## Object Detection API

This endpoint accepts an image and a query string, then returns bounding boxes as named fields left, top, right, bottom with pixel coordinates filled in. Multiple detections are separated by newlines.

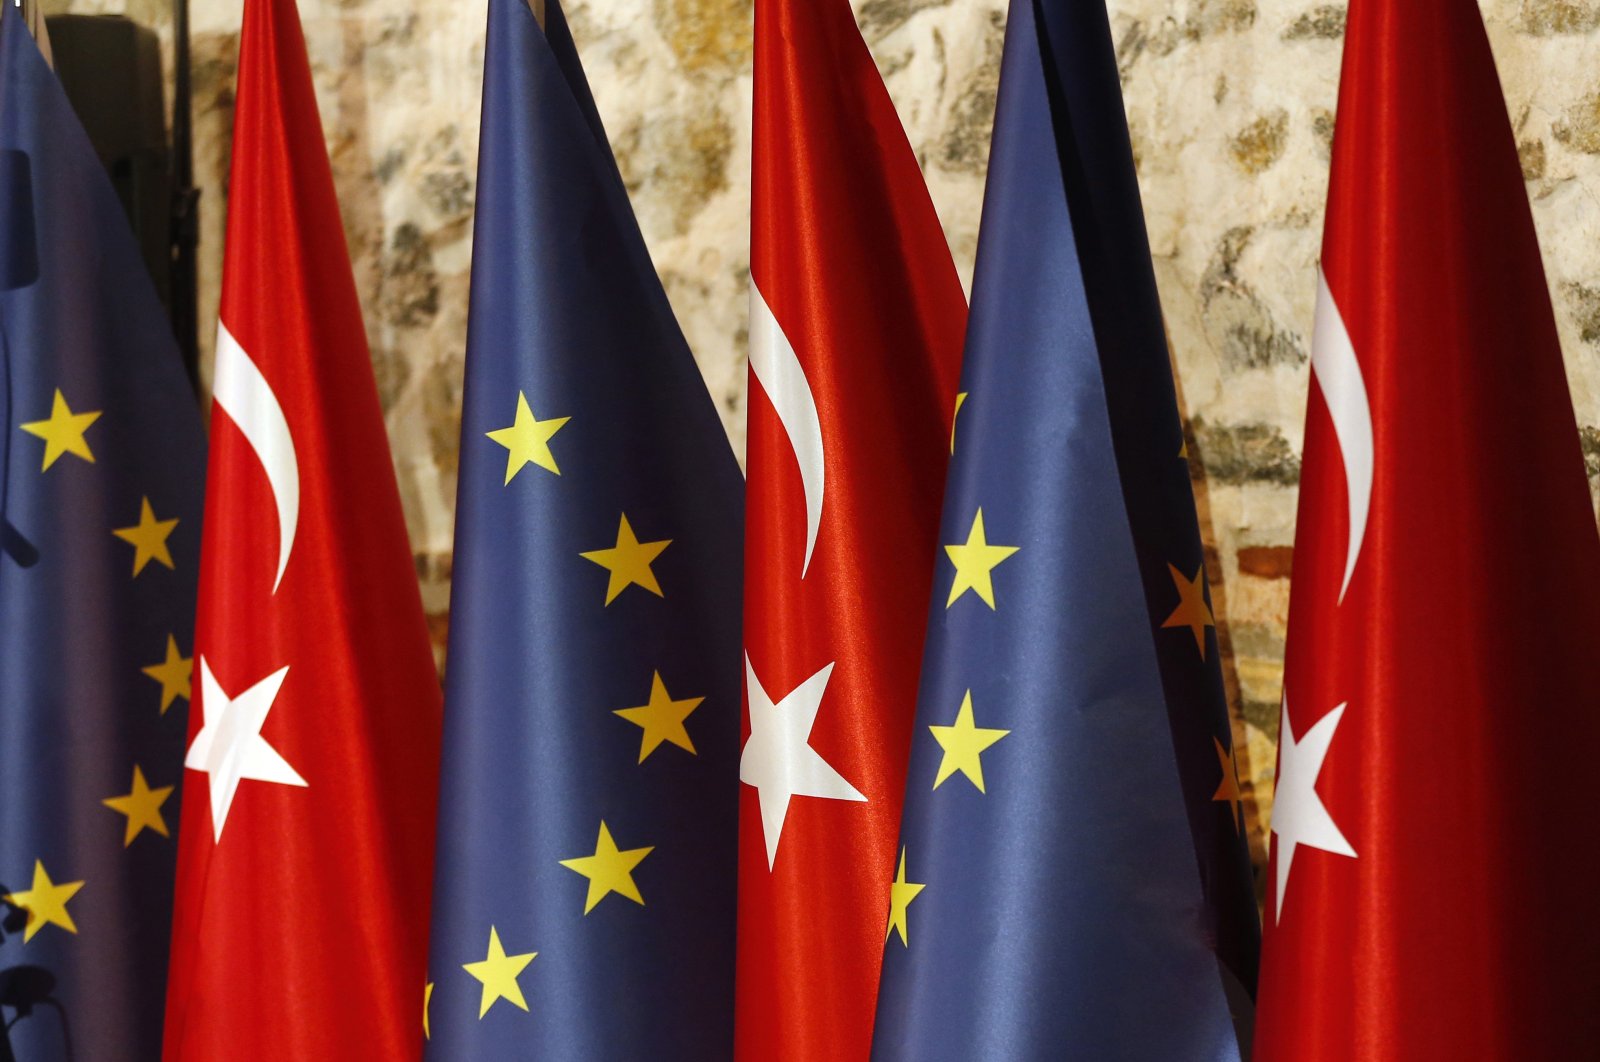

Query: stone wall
left=47, top=0, right=1600, bottom=869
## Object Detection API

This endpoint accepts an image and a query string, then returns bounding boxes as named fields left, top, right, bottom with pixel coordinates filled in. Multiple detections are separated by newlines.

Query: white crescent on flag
left=1310, top=271, right=1373, bottom=602
left=749, top=281, right=825, bottom=579
left=213, top=321, right=300, bottom=593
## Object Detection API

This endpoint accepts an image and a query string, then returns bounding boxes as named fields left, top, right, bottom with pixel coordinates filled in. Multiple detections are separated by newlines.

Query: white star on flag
left=1271, top=695, right=1356, bottom=923
left=188, top=657, right=308, bottom=841
left=741, top=655, right=865, bottom=869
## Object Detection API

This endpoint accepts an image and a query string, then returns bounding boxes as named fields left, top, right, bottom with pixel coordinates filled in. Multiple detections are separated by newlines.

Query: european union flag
left=871, top=1, right=1260, bottom=1057
left=0, top=12, right=205, bottom=1060
left=424, top=0, right=743, bottom=1055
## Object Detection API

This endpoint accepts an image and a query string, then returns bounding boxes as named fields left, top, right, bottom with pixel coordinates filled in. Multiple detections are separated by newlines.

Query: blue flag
left=870, top=1, right=1260, bottom=1058
left=0, top=13, right=205, bottom=1060
left=424, top=0, right=743, bottom=1056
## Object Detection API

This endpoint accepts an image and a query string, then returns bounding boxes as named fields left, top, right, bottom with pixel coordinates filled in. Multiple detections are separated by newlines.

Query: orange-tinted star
left=1161, top=563, right=1215, bottom=659
left=1212, top=736, right=1244, bottom=833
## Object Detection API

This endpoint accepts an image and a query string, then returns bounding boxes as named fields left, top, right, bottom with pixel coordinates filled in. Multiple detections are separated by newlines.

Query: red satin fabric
left=739, top=1, right=967, bottom=1058
left=162, top=0, right=442, bottom=1057
left=1256, top=0, right=1600, bottom=1056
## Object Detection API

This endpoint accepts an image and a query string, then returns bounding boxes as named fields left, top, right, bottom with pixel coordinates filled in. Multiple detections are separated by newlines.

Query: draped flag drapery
left=163, top=0, right=442, bottom=1056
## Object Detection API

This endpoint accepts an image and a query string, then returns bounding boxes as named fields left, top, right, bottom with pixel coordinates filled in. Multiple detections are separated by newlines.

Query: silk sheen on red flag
left=162, top=0, right=442, bottom=1057
left=738, top=1, right=967, bottom=1057
left=1256, top=0, right=1600, bottom=1056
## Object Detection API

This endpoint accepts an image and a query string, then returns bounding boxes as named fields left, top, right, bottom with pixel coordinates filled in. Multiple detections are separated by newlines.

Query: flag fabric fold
left=1255, top=0, right=1600, bottom=1056
left=870, top=2, right=1259, bottom=1058
left=162, top=0, right=442, bottom=1056
left=423, top=0, right=744, bottom=1056
left=739, top=1, right=968, bottom=1057
left=0, top=12, right=205, bottom=1058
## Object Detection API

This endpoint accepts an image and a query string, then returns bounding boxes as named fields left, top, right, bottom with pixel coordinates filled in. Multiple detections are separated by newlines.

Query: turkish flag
left=162, top=0, right=442, bottom=1057
left=1256, top=0, right=1600, bottom=1056
left=739, top=1, right=967, bottom=1058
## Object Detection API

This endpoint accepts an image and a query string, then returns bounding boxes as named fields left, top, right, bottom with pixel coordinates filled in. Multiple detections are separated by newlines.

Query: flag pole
left=170, top=0, right=199, bottom=390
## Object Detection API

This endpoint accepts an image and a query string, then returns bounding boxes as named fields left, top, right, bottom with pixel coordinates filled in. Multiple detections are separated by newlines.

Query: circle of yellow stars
left=7, top=387, right=192, bottom=956
left=883, top=403, right=1243, bottom=954
left=883, top=404, right=1034, bottom=952
left=434, top=388, right=712, bottom=1036
left=1164, top=553, right=1246, bottom=833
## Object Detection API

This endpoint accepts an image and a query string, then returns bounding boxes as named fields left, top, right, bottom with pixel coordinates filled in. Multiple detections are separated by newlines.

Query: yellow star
left=20, top=390, right=101, bottom=471
left=579, top=515, right=670, bottom=605
left=929, top=690, right=1010, bottom=793
left=462, top=926, right=536, bottom=1019
left=885, top=847, right=925, bottom=947
left=112, top=497, right=179, bottom=577
left=424, top=981, right=434, bottom=1039
left=615, top=672, right=704, bottom=763
left=1213, top=737, right=1244, bottom=834
left=1161, top=563, right=1215, bottom=658
left=2, top=860, right=84, bottom=942
left=485, top=391, right=569, bottom=484
left=944, top=509, right=1019, bottom=609
left=101, top=765, right=174, bottom=846
left=950, top=391, right=969, bottom=454
left=558, top=821, right=653, bottom=914
left=141, top=635, right=193, bottom=714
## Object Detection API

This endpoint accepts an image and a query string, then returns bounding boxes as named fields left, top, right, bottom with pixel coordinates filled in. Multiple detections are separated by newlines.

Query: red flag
left=739, top=1, right=966, bottom=1057
left=1256, top=0, right=1600, bottom=1055
left=162, top=0, right=441, bottom=1056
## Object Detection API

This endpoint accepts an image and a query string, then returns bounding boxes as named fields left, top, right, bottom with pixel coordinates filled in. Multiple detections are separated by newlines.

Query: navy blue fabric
left=424, top=0, right=743, bottom=1056
left=1034, top=0, right=1262, bottom=1007
left=871, top=2, right=1258, bottom=1058
left=0, top=12, right=205, bottom=1060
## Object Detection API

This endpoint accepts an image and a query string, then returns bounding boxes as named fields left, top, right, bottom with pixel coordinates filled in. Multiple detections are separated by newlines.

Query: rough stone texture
left=1571, top=281, right=1600, bottom=342
left=1519, top=0, right=1600, bottom=34
left=1282, top=4, right=1346, bottom=39
left=1555, top=90, right=1600, bottom=154
left=48, top=0, right=1600, bottom=870
left=1228, top=109, right=1290, bottom=174
left=1190, top=418, right=1302, bottom=486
